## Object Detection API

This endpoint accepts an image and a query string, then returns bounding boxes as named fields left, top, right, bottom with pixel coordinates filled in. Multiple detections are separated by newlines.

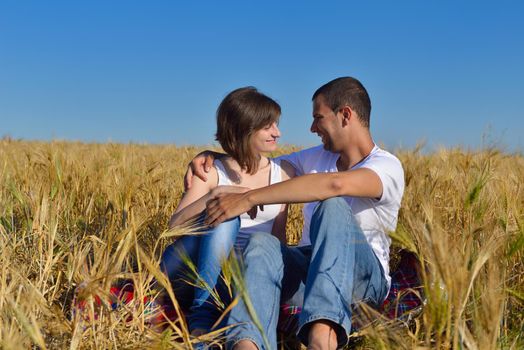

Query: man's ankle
left=233, top=339, right=258, bottom=350
left=307, top=320, right=338, bottom=350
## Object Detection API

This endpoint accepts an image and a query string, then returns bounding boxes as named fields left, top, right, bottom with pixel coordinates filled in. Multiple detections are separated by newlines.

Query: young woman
left=160, top=87, right=294, bottom=335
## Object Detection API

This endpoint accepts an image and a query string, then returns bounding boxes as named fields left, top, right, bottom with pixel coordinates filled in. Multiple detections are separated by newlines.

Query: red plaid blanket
left=73, top=251, right=424, bottom=333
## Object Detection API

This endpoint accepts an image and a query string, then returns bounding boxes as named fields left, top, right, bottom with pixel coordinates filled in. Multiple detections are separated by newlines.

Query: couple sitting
left=161, top=77, right=405, bottom=350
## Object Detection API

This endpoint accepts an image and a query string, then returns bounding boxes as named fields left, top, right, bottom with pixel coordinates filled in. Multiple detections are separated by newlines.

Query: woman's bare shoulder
left=280, top=159, right=296, bottom=181
left=193, top=163, right=219, bottom=189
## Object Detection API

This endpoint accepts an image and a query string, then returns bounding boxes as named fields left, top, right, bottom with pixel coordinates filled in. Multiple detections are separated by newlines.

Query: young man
left=188, top=77, right=404, bottom=350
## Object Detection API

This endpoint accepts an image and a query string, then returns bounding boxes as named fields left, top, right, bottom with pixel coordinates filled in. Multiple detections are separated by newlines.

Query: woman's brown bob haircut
left=216, top=87, right=281, bottom=174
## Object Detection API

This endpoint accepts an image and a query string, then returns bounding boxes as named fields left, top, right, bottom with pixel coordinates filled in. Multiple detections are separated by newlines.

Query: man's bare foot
left=307, top=320, right=338, bottom=350
left=233, top=339, right=258, bottom=350
left=191, top=328, right=206, bottom=337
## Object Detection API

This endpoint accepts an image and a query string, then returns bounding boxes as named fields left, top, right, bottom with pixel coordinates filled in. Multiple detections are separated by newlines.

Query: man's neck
left=337, top=134, right=375, bottom=171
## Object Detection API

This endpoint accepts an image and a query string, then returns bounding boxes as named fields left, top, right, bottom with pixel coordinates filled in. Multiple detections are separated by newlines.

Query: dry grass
left=0, top=139, right=522, bottom=349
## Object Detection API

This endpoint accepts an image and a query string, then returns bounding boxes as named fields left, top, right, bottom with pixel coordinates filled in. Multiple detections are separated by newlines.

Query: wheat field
left=0, top=139, right=522, bottom=349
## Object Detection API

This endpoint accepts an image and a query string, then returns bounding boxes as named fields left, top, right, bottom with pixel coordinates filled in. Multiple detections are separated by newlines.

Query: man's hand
left=208, top=186, right=262, bottom=221
left=183, top=151, right=218, bottom=190
left=205, top=192, right=254, bottom=227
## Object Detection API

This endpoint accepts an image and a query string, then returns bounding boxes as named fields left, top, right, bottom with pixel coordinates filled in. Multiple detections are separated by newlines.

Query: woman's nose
left=272, top=124, right=281, bottom=137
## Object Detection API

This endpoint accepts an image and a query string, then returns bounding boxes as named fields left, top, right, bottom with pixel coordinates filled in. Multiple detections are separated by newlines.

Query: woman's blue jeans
left=225, top=197, right=389, bottom=349
left=160, top=214, right=241, bottom=332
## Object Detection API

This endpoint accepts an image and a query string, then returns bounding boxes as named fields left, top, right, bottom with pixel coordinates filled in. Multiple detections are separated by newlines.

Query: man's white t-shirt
left=280, top=144, right=405, bottom=289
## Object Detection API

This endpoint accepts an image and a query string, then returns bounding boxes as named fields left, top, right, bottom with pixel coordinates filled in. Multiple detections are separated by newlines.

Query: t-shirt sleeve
left=361, top=155, right=404, bottom=205
left=276, top=145, right=328, bottom=177
left=276, top=151, right=304, bottom=176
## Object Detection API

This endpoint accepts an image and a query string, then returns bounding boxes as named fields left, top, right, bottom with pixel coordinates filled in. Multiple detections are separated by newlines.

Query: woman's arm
left=168, top=168, right=218, bottom=228
left=270, top=160, right=296, bottom=244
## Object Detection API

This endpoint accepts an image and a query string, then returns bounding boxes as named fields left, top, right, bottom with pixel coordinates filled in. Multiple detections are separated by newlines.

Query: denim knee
left=202, top=217, right=241, bottom=256
left=216, top=216, right=241, bottom=233
left=314, top=197, right=351, bottom=216
left=243, top=233, right=282, bottom=263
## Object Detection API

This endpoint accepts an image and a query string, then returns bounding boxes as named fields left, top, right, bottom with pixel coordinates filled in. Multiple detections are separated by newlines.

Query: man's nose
left=310, top=120, right=317, bottom=133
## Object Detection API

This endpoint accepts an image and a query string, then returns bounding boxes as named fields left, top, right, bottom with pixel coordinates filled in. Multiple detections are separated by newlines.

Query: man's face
left=310, top=95, right=341, bottom=152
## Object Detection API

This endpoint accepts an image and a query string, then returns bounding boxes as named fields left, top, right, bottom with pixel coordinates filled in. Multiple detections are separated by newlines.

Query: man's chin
left=322, top=143, right=332, bottom=151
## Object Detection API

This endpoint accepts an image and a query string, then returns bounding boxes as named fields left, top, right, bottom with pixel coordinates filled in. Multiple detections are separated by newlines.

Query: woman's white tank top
left=214, top=158, right=283, bottom=249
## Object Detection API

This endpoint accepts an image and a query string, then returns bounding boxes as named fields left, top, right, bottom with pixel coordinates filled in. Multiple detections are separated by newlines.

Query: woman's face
left=250, top=121, right=281, bottom=154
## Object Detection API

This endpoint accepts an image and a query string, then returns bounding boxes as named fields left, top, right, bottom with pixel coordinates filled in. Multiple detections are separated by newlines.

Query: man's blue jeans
left=160, top=215, right=241, bottom=332
left=225, top=197, right=388, bottom=349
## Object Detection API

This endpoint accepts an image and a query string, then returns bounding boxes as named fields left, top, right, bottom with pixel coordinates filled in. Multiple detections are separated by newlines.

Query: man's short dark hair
left=312, top=77, right=371, bottom=128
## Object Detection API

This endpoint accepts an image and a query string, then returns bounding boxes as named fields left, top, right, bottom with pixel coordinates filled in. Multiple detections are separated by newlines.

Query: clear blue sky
left=1, top=0, right=523, bottom=151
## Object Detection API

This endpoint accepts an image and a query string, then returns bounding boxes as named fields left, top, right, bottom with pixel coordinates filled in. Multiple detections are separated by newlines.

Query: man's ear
left=341, top=106, right=352, bottom=126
